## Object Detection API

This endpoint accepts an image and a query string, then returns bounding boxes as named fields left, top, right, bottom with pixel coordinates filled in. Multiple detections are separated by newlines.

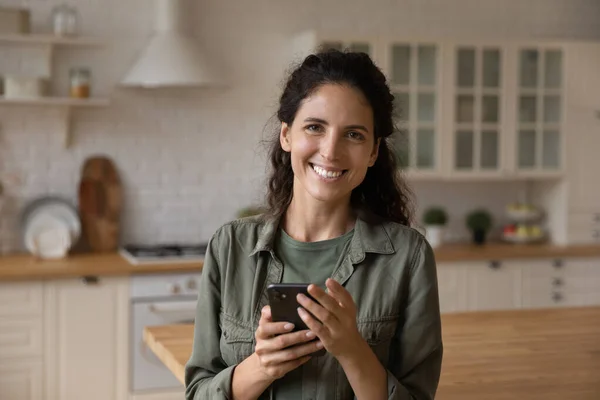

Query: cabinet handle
left=594, top=214, right=600, bottom=223
left=81, top=275, right=99, bottom=285
left=552, top=277, right=564, bottom=286
left=551, top=292, right=563, bottom=302
left=593, top=230, right=600, bottom=240
left=552, top=259, right=564, bottom=269
left=489, top=260, right=501, bottom=270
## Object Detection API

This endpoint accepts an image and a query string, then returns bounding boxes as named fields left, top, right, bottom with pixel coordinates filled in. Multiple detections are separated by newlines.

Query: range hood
left=120, top=0, right=223, bottom=88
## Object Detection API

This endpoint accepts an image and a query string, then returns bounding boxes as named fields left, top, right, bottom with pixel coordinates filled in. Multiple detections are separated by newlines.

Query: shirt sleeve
left=385, top=236, right=444, bottom=399
left=185, top=229, right=236, bottom=400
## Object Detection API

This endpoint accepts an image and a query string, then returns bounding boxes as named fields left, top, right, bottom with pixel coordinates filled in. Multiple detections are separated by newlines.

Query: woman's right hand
left=254, top=305, right=323, bottom=380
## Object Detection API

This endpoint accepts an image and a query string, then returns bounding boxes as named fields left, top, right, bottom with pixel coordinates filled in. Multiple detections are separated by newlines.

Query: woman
left=185, top=49, right=443, bottom=400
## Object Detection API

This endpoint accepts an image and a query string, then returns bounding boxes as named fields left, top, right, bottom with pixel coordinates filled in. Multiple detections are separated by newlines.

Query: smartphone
left=267, top=283, right=326, bottom=357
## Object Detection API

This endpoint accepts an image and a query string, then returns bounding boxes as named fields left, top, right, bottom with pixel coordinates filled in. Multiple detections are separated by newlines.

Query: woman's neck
left=282, top=196, right=356, bottom=243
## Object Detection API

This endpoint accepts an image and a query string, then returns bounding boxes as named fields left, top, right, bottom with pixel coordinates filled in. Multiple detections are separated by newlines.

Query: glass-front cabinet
left=386, top=42, right=441, bottom=177
left=515, top=47, right=563, bottom=175
left=449, top=45, right=505, bottom=177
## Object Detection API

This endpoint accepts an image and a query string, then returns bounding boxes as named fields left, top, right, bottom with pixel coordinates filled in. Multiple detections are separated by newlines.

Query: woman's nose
left=320, top=133, right=342, bottom=161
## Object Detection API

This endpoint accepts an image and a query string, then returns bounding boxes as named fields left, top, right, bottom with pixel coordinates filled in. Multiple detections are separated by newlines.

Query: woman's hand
left=296, top=278, right=364, bottom=360
left=253, top=305, right=323, bottom=380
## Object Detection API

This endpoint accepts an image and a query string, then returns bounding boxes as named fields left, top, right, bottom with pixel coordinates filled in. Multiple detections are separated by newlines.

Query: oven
left=130, top=272, right=201, bottom=394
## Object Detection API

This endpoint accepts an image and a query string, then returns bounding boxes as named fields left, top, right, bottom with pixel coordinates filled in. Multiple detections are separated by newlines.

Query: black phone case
left=267, top=283, right=326, bottom=357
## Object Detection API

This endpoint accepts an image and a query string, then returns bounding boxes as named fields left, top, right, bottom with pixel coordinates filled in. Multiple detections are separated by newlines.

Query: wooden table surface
left=144, top=306, right=600, bottom=399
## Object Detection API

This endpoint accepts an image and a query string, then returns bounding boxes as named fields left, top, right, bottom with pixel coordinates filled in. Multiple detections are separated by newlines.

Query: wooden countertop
left=1, top=243, right=599, bottom=281
left=0, top=252, right=203, bottom=282
left=433, top=242, right=600, bottom=262
left=144, top=306, right=600, bottom=399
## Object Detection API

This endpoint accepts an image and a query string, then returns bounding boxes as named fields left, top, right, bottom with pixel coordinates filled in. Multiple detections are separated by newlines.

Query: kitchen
left=0, top=0, right=599, bottom=399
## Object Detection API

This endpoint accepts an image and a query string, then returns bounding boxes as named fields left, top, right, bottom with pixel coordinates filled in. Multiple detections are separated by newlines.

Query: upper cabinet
left=444, top=44, right=506, bottom=178
left=385, top=42, right=443, bottom=178
left=287, top=33, right=598, bottom=181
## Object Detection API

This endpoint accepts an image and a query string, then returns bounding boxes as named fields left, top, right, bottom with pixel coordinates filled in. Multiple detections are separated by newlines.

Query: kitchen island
left=144, top=306, right=600, bottom=399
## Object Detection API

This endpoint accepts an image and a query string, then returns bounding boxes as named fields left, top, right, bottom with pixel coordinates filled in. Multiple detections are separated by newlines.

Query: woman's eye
left=348, top=131, right=364, bottom=140
left=306, top=124, right=322, bottom=133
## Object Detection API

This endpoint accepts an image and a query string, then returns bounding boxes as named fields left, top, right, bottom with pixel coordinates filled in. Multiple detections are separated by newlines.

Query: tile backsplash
left=1, top=0, right=599, bottom=253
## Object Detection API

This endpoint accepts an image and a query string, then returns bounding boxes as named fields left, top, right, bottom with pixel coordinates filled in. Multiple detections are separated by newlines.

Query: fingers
left=297, top=288, right=340, bottom=328
left=306, top=284, right=341, bottom=313
left=256, top=306, right=295, bottom=340
left=259, top=339, right=323, bottom=366
left=325, top=278, right=355, bottom=309
left=256, top=329, right=316, bottom=353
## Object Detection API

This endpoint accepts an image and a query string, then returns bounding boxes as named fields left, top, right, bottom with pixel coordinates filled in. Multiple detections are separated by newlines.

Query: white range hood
left=120, top=0, right=223, bottom=88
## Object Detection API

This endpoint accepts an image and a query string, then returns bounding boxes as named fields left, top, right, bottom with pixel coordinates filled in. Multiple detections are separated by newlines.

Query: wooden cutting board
left=78, top=156, right=122, bottom=252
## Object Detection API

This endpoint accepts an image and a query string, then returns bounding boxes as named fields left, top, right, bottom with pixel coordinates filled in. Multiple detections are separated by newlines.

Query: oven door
left=131, top=298, right=197, bottom=393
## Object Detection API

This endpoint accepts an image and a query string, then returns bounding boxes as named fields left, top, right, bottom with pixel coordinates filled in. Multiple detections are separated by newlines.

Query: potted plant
left=422, top=206, right=448, bottom=248
left=466, top=209, right=493, bottom=245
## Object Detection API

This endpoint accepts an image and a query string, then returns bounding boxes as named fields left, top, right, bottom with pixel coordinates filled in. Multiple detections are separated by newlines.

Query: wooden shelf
left=0, top=33, right=105, bottom=46
left=0, top=96, right=109, bottom=107
left=0, top=96, right=110, bottom=147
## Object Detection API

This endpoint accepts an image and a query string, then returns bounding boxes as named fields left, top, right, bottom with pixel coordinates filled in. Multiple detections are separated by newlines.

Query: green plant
left=423, top=207, right=448, bottom=226
left=466, top=209, right=493, bottom=232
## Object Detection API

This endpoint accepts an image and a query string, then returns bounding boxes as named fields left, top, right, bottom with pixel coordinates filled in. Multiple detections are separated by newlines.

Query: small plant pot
left=472, top=229, right=487, bottom=245
left=425, top=225, right=445, bottom=248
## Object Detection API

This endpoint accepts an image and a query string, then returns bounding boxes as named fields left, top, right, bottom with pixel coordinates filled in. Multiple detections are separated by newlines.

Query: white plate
left=21, top=197, right=81, bottom=246
left=25, top=212, right=71, bottom=258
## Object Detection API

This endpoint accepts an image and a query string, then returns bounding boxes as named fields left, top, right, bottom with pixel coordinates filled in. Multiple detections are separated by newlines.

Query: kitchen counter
left=0, top=252, right=203, bottom=282
left=433, top=242, right=600, bottom=262
left=1, top=243, right=599, bottom=282
left=144, top=306, right=600, bottom=399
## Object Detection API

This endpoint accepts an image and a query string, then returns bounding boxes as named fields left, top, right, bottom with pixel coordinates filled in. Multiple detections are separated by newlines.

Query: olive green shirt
left=274, top=228, right=354, bottom=399
left=185, top=213, right=443, bottom=400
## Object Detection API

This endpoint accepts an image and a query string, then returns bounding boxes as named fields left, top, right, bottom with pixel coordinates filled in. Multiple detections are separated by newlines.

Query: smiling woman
left=184, top=50, right=443, bottom=400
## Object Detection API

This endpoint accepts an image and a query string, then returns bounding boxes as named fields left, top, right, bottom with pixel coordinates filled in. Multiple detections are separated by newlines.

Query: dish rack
left=502, top=205, right=547, bottom=244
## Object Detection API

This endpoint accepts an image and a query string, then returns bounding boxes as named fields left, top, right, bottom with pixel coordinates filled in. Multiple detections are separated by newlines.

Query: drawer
left=0, top=316, right=43, bottom=359
left=0, top=358, right=43, bottom=400
left=0, top=282, right=43, bottom=316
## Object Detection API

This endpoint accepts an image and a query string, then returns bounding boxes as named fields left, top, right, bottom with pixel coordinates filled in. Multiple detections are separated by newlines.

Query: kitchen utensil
left=78, top=156, right=122, bottom=252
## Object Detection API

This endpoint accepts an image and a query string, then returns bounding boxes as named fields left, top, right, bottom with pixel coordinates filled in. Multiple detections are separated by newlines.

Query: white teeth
left=312, top=165, right=343, bottom=179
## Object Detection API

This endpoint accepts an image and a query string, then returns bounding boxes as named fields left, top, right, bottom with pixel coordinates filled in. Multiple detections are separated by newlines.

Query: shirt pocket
left=219, top=313, right=255, bottom=366
left=357, top=318, right=398, bottom=366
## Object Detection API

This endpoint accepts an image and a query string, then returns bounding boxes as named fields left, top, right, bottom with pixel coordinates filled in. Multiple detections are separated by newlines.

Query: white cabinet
left=0, top=282, right=44, bottom=400
left=43, top=276, right=129, bottom=400
left=0, top=359, right=43, bottom=400
left=521, top=259, right=567, bottom=308
left=464, top=260, right=522, bottom=311
left=436, top=263, right=468, bottom=313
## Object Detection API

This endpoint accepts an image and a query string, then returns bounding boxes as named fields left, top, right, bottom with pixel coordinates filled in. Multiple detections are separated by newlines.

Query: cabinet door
left=564, top=43, right=600, bottom=212
left=387, top=42, right=442, bottom=178
left=521, top=259, right=568, bottom=309
left=449, top=45, right=505, bottom=178
left=436, top=263, right=468, bottom=313
left=0, top=359, right=43, bottom=400
left=514, top=46, right=564, bottom=176
left=43, top=277, right=129, bottom=400
left=563, top=258, right=600, bottom=306
left=465, top=261, right=522, bottom=311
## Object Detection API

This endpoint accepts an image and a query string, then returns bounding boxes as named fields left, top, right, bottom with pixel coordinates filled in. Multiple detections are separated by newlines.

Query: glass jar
left=52, top=4, right=78, bottom=36
left=69, top=68, right=91, bottom=98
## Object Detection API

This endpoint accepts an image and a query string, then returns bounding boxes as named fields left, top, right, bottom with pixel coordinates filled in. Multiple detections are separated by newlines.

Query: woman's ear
left=368, top=138, right=381, bottom=167
left=280, top=122, right=291, bottom=152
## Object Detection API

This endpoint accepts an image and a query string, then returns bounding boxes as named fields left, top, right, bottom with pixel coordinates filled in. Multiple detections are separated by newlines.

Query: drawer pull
left=552, top=259, right=564, bottom=268
left=551, top=292, right=563, bottom=302
left=81, top=276, right=99, bottom=285
left=489, top=260, right=501, bottom=270
left=552, top=278, right=564, bottom=286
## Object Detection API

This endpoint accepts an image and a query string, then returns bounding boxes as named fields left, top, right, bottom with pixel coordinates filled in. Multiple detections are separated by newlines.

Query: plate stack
left=21, top=197, right=81, bottom=259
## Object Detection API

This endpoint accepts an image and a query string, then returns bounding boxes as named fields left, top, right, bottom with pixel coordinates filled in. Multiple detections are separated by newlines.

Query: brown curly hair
left=265, top=49, right=414, bottom=226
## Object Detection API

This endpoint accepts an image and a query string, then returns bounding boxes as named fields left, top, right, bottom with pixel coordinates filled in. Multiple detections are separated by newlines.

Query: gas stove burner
left=119, top=243, right=207, bottom=265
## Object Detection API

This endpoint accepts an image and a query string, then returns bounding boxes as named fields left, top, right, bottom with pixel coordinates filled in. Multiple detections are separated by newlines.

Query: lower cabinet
left=438, top=257, right=600, bottom=313
left=43, top=276, right=130, bottom=400
left=0, top=359, right=43, bottom=400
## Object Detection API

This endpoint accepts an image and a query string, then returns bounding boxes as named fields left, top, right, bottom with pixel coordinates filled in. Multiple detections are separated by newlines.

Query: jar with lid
left=51, top=4, right=78, bottom=36
left=69, top=68, right=91, bottom=98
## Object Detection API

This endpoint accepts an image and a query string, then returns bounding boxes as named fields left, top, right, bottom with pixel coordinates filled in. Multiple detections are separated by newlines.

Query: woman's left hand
left=296, top=278, right=364, bottom=360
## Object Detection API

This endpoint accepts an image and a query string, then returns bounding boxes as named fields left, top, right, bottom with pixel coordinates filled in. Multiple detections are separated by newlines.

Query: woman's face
left=280, top=83, right=380, bottom=208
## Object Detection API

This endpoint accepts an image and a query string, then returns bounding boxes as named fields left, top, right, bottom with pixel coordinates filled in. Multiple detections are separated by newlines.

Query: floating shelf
left=0, top=33, right=105, bottom=46
left=0, top=96, right=110, bottom=148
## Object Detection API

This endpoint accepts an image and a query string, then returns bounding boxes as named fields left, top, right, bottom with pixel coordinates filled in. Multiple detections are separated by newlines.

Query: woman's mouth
left=310, top=163, right=348, bottom=180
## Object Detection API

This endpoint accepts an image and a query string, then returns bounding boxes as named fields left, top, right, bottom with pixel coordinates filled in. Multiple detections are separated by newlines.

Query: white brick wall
left=0, top=0, right=599, bottom=253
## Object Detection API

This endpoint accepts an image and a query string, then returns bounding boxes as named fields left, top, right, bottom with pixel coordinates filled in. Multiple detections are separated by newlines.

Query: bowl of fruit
left=502, top=223, right=546, bottom=244
left=506, top=203, right=543, bottom=223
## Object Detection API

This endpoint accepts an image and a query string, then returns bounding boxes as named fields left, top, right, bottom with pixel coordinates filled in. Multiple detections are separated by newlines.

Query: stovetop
left=119, top=243, right=208, bottom=265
